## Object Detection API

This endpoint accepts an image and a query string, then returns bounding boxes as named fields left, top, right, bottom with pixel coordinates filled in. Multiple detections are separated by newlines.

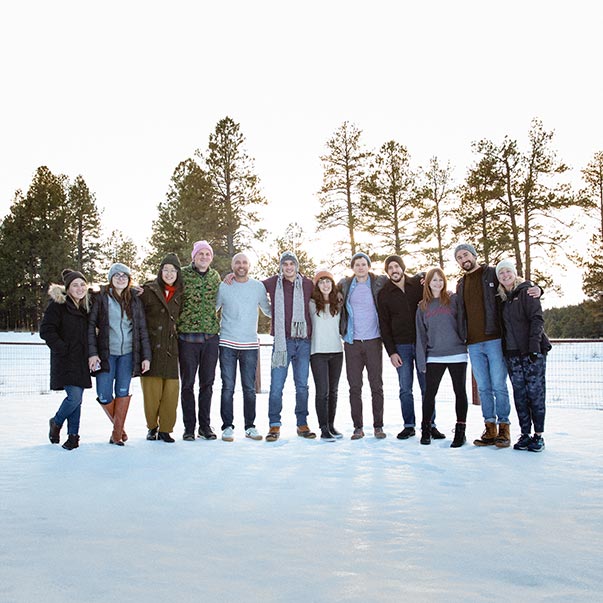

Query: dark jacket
left=40, top=284, right=92, bottom=390
left=377, top=274, right=424, bottom=355
left=88, top=287, right=152, bottom=377
left=456, top=264, right=500, bottom=343
left=140, top=279, right=182, bottom=379
left=338, top=273, right=388, bottom=343
left=499, top=281, right=552, bottom=355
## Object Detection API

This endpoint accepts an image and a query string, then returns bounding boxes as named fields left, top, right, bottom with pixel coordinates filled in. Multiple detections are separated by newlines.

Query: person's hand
left=527, top=286, right=541, bottom=298
left=528, top=352, right=539, bottom=363
left=223, top=273, right=235, bottom=285
left=88, top=356, right=101, bottom=371
left=141, top=360, right=151, bottom=373
left=390, top=353, right=403, bottom=368
left=131, top=284, right=144, bottom=296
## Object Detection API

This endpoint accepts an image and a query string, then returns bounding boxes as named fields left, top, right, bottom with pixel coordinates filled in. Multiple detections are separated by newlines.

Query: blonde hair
left=419, top=267, right=451, bottom=311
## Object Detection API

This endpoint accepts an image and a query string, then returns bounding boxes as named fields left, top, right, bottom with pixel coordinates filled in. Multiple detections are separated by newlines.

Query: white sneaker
left=222, top=426, right=234, bottom=442
left=245, top=427, right=263, bottom=441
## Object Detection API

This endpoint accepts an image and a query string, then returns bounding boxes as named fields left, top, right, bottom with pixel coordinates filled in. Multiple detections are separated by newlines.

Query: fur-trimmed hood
left=48, top=283, right=67, bottom=304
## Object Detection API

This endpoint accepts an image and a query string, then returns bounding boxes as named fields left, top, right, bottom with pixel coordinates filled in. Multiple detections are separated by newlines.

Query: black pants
left=178, top=335, right=219, bottom=433
left=310, top=352, right=343, bottom=428
left=422, top=362, right=468, bottom=425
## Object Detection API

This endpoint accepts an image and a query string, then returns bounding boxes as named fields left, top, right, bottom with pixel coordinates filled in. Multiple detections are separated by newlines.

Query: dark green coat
left=141, top=279, right=182, bottom=379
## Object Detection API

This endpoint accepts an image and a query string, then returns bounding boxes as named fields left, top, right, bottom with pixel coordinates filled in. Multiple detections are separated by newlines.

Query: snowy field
left=1, top=333, right=602, bottom=602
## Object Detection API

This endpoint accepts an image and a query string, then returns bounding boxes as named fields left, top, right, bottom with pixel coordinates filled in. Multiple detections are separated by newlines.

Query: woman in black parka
left=40, top=269, right=92, bottom=450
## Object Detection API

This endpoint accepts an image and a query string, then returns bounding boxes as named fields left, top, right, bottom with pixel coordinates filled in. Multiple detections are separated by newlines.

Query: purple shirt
left=350, top=280, right=380, bottom=340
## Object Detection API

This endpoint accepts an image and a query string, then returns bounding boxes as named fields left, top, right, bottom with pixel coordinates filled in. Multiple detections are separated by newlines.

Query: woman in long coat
left=140, top=253, right=183, bottom=442
left=40, top=269, right=92, bottom=450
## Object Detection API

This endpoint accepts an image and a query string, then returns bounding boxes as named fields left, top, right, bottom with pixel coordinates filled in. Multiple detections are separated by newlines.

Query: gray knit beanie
left=454, top=243, right=477, bottom=259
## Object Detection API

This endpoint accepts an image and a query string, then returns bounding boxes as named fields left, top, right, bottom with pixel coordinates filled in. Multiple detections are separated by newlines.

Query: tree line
left=0, top=116, right=601, bottom=332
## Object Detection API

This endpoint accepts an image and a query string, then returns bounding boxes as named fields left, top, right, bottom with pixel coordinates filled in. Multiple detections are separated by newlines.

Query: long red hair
left=419, top=267, right=451, bottom=311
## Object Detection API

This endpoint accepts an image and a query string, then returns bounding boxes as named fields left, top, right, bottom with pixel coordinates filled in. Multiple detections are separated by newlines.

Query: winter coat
left=88, top=287, right=152, bottom=377
left=338, top=273, right=388, bottom=343
left=177, top=264, right=221, bottom=334
left=140, top=279, right=182, bottom=379
left=499, top=281, right=552, bottom=356
left=455, top=264, right=501, bottom=343
left=40, top=284, right=92, bottom=390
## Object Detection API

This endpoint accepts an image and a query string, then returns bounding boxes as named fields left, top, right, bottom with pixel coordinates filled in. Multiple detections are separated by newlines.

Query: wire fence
left=1, top=338, right=602, bottom=410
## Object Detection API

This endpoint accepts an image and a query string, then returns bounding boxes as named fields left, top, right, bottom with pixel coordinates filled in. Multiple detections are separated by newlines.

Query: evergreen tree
left=101, top=230, right=141, bottom=282
left=317, top=121, right=371, bottom=256
left=199, top=116, right=266, bottom=260
left=360, top=140, right=416, bottom=255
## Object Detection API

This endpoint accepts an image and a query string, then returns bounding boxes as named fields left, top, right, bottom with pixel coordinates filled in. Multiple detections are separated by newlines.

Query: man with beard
left=377, top=255, right=445, bottom=440
left=216, top=253, right=271, bottom=442
left=454, top=243, right=540, bottom=448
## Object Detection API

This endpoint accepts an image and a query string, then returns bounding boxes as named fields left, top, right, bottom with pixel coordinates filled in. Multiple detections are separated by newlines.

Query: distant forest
left=544, top=301, right=603, bottom=339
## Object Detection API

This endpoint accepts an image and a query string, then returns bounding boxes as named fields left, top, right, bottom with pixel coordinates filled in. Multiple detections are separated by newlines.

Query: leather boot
left=450, top=422, right=467, bottom=448
left=473, top=421, right=497, bottom=446
left=110, top=395, right=131, bottom=446
left=420, top=422, right=431, bottom=445
left=495, top=423, right=511, bottom=448
left=98, top=398, right=128, bottom=442
left=62, top=434, right=80, bottom=450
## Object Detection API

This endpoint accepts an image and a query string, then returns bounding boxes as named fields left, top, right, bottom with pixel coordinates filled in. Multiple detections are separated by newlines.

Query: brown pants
left=344, top=338, right=384, bottom=429
left=141, top=376, right=179, bottom=433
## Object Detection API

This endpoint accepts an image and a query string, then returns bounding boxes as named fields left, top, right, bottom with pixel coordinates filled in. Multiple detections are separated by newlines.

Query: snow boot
left=450, top=423, right=466, bottom=448
left=473, top=422, right=497, bottom=446
left=98, top=398, right=129, bottom=442
left=266, top=426, right=280, bottom=442
left=49, top=417, right=61, bottom=444
left=430, top=426, right=446, bottom=439
left=328, top=424, right=343, bottom=439
left=62, top=434, right=80, bottom=450
left=495, top=423, right=511, bottom=448
left=420, top=422, right=431, bottom=445
left=320, top=427, right=336, bottom=442
left=110, top=395, right=131, bottom=446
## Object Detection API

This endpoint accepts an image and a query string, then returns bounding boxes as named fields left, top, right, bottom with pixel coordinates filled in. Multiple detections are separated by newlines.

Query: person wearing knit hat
left=261, top=250, right=316, bottom=441
left=496, top=258, right=550, bottom=453
left=40, top=269, right=92, bottom=450
left=454, top=244, right=541, bottom=448
left=176, top=240, right=221, bottom=441
left=309, top=268, right=344, bottom=441
left=338, top=252, right=389, bottom=440
left=377, top=255, right=441, bottom=441
left=88, top=261, right=152, bottom=446
left=140, top=253, right=184, bottom=443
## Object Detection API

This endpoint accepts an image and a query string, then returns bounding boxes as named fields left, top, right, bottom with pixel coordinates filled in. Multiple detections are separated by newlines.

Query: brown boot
left=495, top=423, right=511, bottom=448
left=473, top=421, right=497, bottom=446
left=98, top=398, right=128, bottom=442
left=110, top=395, right=132, bottom=446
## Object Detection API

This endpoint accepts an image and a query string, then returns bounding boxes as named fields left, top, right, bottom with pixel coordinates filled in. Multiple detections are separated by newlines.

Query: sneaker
left=266, top=426, right=280, bottom=442
left=374, top=427, right=387, bottom=439
left=198, top=427, right=217, bottom=440
left=351, top=428, right=365, bottom=440
left=320, top=427, right=336, bottom=442
left=328, top=424, right=343, bottom=439
left=157, top=432, right=175, bottom=443
left=528, top=434, right=545, bottom=452
left=513, top=433, right=532, bottom=451
left=245, top=427, right=263, bottom=441
left=183, top=432, right=196, bottom=441
left=397, top=427, right=416, bottom=440
left=147, top=427, right=158, bottom=441
left=431, top=426, right=446, bottom=439
left=222, top=426, right=234, bottom=442
left=297, top=425, right=317, bottom=439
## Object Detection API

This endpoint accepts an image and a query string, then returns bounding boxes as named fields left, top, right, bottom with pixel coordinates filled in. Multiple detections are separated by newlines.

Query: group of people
left=40, top=240, right=550, bottom=453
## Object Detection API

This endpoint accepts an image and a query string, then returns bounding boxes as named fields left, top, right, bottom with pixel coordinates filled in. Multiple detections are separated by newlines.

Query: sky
left=1, top=0, right=601, bottom=305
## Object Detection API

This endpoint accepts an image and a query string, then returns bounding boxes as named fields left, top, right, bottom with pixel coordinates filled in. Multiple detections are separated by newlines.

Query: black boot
left=420, top=423, right=431, bottom=445
left=320, top=427, right=336, bottom=442
left=62, top=434, right=80, bottom=450
left=328, top=424, right=343, bottom=439
left=147, top=427, right=158, bottom=440
left=450, top=423, right=467, bottom=448
left=49, top=418, right=61, bottom=444
left=157, top=432, right=175, bottom=443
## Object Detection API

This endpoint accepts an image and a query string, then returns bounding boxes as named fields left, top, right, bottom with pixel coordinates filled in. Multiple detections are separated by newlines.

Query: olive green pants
left=140, top=376, right=179, bottom=433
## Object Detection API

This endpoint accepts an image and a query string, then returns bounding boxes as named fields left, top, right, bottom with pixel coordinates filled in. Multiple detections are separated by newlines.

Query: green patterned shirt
left=177, top=264, right=221, bottom=335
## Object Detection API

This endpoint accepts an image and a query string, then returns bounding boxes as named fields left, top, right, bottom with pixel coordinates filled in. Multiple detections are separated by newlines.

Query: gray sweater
left=415, top=294, right=467, bottom=372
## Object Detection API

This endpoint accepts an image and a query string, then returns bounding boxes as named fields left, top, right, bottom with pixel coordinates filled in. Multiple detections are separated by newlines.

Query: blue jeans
left=219, top=346, right=258, bottom=430
left=395, top=343, right=426, bottom=427
left=96, top=353, right=133, bottom=404
left=268, top=338, right=310, bottom=427
left=54, top=385, right=84, bottom=435
left=468, top=339, right=511, bottom=424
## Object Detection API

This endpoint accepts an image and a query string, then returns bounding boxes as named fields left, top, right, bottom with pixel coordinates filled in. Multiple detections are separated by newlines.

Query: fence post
left=472, top=372, right=480, bottom=405
left=255, top=340, right=262, bottom=393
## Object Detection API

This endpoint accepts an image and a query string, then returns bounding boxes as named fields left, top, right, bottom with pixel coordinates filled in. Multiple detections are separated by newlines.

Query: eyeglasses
left=318, top=278, right=332, bottom=284
left=162, top=269, right=178, bottom=275
left=112, top=272, right=129, bottom=280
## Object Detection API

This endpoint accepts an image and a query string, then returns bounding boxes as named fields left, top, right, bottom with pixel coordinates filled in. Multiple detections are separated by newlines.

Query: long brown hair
left=419, top=267, right=451, bottom=311
left=107, top=280, right=133, bottom=320
left=311, top=277, right=340, bottom=317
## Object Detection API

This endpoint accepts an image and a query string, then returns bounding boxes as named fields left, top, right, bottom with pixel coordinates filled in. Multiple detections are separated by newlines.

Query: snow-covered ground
left=1, top=333, right=602, bottom=602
